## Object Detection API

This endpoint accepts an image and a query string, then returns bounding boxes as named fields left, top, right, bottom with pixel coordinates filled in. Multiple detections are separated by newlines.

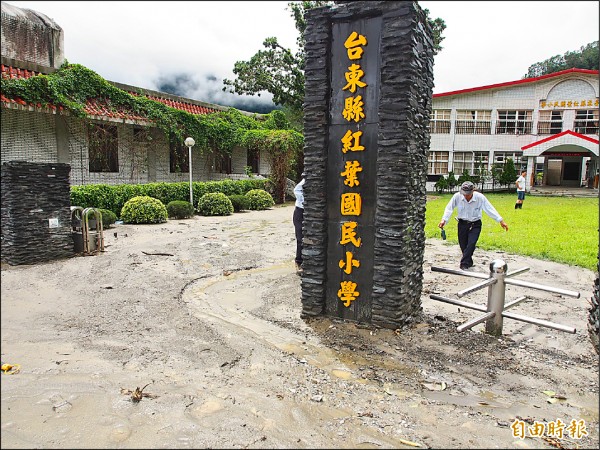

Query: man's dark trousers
left=458, top=219, right=482, bottom=269
left=293, top=206, right=304, bottom=265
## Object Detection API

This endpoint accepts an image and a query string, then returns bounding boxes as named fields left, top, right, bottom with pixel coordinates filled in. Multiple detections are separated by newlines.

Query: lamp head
left=184, top=137, right=195, bottom=147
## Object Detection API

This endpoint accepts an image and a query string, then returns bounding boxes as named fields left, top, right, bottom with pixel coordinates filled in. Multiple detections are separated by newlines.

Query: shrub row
left=70, top=179, right=268, bottom=217
left=113, top=188, right=275, bottom=224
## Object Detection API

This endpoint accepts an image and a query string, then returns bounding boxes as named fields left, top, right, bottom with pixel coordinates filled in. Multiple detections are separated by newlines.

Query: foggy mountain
left=155, top=71, right=279, bottom=114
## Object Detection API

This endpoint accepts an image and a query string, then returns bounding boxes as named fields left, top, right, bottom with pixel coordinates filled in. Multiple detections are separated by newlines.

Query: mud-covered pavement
left=1, top=204, right=598, bottom=449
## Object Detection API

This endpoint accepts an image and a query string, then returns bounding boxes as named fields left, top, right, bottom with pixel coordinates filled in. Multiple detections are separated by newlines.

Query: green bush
left=166, top=200, right=195, bottom=219
left=197, top=192, right=234, bottom=216
left=245, top=189, right=275, bottom=210
left=434, top=177, right=449, bottom=194
left=228, top=194, right=250, bottom=212
left=120, top=196, right=168, bottom=224
left=97, top=208, right=117, bottom=228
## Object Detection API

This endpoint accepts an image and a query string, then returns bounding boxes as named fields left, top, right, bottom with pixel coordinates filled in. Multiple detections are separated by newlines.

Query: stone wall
left=1, top=161, right=73, bottom=265
left=301, top=1, right=434, bottom=329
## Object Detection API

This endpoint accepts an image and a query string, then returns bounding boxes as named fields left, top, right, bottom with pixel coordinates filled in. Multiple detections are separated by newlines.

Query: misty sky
left=5, top=1, right=600, bottom=113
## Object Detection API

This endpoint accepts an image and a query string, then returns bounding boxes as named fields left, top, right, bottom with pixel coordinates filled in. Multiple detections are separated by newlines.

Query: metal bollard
left=430, top=259, right=579, bottom=336
left=82, top=208, right=104, bottom=255
left=486, top=260, right=507, bottom=336
left=71, top=206, right=84, bottom=253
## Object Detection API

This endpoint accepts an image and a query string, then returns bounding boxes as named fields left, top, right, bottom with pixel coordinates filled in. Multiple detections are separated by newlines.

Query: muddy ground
left=1, top=203, right=598, bottom=449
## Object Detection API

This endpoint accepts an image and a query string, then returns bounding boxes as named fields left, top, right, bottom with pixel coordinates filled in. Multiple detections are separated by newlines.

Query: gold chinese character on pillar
left=341, top=160, right=363, bottom=187
left=344, top=31, right=367, bottom=60
left=338, top=280, right=360, bottom=306
left=341, top=193, right=362, bottom=216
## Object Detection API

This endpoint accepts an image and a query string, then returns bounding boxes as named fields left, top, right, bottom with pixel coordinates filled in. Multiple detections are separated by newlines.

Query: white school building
left=428, top=68, right=599, bottom=192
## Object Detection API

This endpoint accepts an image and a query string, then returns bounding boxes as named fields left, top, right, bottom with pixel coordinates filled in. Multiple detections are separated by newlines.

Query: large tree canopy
left=523, top=41, right=599, bottom=78
left=222, top=1, right=446, bottom=118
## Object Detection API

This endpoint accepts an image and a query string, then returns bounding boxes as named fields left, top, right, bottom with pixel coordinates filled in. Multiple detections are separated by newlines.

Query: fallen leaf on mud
left=120, top=383, right=158, bottom=402
left=542, top=390, right=556, bottom=397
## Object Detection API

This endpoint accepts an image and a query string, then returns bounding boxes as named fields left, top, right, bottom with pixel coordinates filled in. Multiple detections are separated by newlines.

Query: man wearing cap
left=438, top=181, right=509, bottom=271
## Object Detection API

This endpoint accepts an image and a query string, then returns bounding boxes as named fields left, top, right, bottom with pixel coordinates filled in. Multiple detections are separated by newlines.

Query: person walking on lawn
left=438, top=181, right=509, bottom=271
left=515, top=170, right=527, bottom=209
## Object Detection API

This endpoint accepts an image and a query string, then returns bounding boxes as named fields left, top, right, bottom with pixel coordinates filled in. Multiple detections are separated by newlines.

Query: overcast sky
left=6, top=1, right=600, bottom=112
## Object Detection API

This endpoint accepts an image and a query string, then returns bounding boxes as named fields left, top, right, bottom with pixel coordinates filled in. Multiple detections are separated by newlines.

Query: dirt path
left=1, top=204, right=598, bottom=449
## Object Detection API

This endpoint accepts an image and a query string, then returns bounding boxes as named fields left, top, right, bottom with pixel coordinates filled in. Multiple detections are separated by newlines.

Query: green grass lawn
left=425, top=193, right=599, bottom=271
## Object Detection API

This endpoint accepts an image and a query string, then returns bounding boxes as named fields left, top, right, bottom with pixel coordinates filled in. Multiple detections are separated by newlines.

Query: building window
left=473, top=151, right=490, bottom=170
left=495, top=110, right=533, bottom=135
left=247, top=148, right=260, bottom=174
left=574, top=109, right=599, bottom=135
left=430, top=109, right=451, bottom=134
left=169, top=137, right=189, bottom=173
left=537, top=110, right=563, bottom=135
left=88, top=123, right=118, bottom=172
left=214, top=152, right=232, bottom=174
left=494, top=152, right=524, bottom=170
left=452, top=152, right=473, bottom=174
left=452, top=151, right=489, bottom=175
left=455, top=110, right=491, bottom=134
left=428, top=151, right=449, bottom=175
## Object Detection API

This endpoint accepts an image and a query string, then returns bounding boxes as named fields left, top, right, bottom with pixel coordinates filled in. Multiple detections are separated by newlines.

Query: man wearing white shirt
left=515, top=170, right=526, bottom=209
left=438, top=181, right=509, bottom=271
left=293, top=173, right=306, bottom=275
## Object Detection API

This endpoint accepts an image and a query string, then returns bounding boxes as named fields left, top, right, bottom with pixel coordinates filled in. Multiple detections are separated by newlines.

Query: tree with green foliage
left=490, top=163, right=503, bottom=191
left=474, top=155, right=489, bottom=192
left=446, top=171, right=459, bottom=192
left=222, top=1, right=446, bottom=120
left=433, top=176, right=449, bottom=194
left=523, top=41, right=599, bottom=78
left=498, top=158, right=518, bottom=188
left=458, top=169, right=479, bottom=187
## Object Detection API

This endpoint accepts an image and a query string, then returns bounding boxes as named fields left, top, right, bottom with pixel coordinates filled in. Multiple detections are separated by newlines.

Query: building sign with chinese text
left=540, top=99, right=599, bottom=109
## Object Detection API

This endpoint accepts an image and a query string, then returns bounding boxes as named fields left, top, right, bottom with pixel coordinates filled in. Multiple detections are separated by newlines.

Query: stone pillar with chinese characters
left=301, top=1, right=434, bottom=329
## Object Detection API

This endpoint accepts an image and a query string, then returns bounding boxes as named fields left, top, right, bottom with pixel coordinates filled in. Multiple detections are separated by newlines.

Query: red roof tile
left=1, top=64, right=220, bottom=120
left=1, top=64, right=42, bottom=80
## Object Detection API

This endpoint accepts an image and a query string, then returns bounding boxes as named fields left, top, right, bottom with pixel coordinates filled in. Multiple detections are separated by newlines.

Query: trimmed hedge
left=245, top=189, right=275, bottom=210
left=120, top=196, right=168, bottom=224
left=70, top=179, right=268, bottom=218
left=228, top=194, right=250, bottom=212
left=166, top=200, right=195, bottom=219
left=97, top=208, right=117, bottom=228
left=197, top=192, right=234, bottom=216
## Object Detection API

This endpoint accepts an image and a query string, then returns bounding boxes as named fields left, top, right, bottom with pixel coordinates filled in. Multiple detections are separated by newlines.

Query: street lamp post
left=184, top=137, right=195, bottom=207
